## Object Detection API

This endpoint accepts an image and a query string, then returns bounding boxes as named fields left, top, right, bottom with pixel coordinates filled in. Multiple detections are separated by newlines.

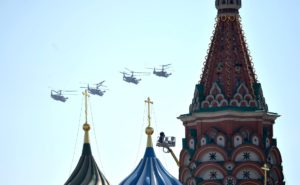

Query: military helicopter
left=120, top=68, right=148, bottom=85
left=81, top=81, right=107, bottom=96
left=50, top=90, right=76, bottom=102
left=149, top=64, right=172, bottom=78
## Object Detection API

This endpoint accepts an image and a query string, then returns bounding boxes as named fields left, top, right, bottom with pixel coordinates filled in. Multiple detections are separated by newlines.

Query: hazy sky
left=0, top=0, right=299, bottom=185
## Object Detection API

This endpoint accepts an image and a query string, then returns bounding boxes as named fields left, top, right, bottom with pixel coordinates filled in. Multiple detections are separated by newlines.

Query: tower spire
left=189, top=0, right=268, bottom=113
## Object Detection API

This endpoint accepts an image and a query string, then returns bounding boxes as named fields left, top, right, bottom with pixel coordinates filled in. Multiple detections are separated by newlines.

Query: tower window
left=230, top=0, right=234, bottom=4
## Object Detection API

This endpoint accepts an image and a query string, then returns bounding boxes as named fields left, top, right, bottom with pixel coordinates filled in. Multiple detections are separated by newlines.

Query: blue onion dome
left=119, top=126, right=182, bottom=185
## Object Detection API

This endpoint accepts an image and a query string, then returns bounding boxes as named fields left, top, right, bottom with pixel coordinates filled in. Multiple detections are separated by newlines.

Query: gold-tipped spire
left=82, top=89, right=91, bottom=143
left=261, top=163, right=270, bottom=185
left=144, top=97, right=154, bottom=147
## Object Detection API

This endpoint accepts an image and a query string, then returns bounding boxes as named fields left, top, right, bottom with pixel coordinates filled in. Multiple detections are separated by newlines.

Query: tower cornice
left=178, top=110, right=279, bottom=124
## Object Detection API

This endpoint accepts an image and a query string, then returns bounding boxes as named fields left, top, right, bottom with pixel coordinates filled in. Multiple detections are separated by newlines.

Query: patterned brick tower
left=178, top=1, right=284, bottom=185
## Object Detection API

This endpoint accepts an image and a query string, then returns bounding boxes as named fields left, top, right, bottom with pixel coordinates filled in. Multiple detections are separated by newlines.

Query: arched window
left=198, top=168, right=224, bottom=180
left=236, top=168, right=261, bottom=180
left=199, top=151, right=225, bottom=162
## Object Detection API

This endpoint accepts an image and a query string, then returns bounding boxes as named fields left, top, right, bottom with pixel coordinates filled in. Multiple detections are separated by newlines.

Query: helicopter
left=149, top=64, right=172, bottom=78
left=120, top=68, right=148, bottom=85
left=81, top=81, right=107, bottom=96
left=50, top=90, right=76, bottom=102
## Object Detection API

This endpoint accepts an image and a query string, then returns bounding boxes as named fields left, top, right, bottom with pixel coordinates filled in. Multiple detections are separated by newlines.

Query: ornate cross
left=145, top=97, right=153, bottom=127
left=83, top=89, right=90, bottom=124
left=261, top=163, right=270, bottom=185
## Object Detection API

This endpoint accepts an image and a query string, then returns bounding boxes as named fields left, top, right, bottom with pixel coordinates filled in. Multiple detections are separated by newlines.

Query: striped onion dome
left=65, top=91, right=110, bottom=185
left=119, top=126, right=182, bottom=185
left=64, top=142, right=110, bottom=185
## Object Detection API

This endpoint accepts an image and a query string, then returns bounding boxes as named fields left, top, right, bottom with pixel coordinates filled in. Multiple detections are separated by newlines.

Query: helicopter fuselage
left=153, top=70, right=171, bottom=78
left=51, top=93, right=68, bottom=102
left=123, top=75, right=140, bottom=84
left=88, top=88, right=105, bottom=96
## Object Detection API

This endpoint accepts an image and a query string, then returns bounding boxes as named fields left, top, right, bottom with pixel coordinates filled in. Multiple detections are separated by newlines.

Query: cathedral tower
left=178, top=1, right=284, bottom=184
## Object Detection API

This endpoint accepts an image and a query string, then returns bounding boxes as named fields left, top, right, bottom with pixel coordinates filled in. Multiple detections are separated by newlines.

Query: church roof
left=64, top=143, right=110, bottom=185
left=65, top=90, right=110, bottom=185
left=120, top=128, right=182, bottom=185
left=189, top=0, right=268, bottom=113
left=120, top=98, right=182, bottom=185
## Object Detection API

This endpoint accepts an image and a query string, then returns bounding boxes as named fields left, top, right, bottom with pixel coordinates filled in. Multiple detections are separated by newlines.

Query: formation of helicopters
left=120, top=64, right=172, bottom=85
left=51, top=81, right=107, bottom=103
left=50, top=64, right=172, bottom=102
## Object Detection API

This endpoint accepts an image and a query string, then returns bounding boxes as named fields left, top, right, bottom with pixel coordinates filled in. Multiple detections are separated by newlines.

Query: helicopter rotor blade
left=134, top=71, right=150, bottom=75
left=63, top=90, right=77, bottom=92
left=125, top=67, right=133, bottom=72
left=120, top=71, right=129, bottom=75
left=63, top=93, right=79, bottom=96
left=95, top=80, right=105, bottom=85
left=162, top=63, right=172, bottom=67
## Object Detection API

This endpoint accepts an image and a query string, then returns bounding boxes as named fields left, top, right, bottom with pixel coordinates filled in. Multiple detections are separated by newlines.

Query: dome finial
left=145, top=97, right=153, bottom=129
left=144, top=97, right=154, bottom=147
left=82, top=89, right=91, bottom=143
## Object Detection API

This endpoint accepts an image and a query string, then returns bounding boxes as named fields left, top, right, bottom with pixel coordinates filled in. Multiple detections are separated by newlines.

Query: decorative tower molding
left=179, top=1, right=284, bottom=185
left=215, top=0, right=241, bottom=16
left=64, top=90, right=110, bottom=185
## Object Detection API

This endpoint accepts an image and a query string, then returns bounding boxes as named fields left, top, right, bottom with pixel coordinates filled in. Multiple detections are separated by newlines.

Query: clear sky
left=0, top=0, right=299, bottom=185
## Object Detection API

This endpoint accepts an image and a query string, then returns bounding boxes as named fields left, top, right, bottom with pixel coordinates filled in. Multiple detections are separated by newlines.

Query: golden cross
left=82, top=89, right=90, bottom=124
left=261, top=163, right=270, bottom=185
left=144, top=97, right=153, bottom=127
